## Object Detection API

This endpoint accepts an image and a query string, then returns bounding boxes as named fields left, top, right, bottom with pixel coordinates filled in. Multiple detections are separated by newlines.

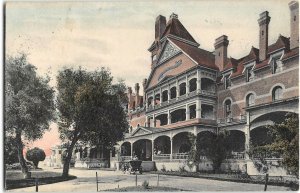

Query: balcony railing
left=172, top=153, right=189, bottom=160
left=226, top=152, right=245, bottom=160
left=217, top=115, right=246, bottom=125
left=200, top=90, right=216, bottom=96
left=120, top=156, right=132, bottom=161
left=153, top=154, right=171, bottom=160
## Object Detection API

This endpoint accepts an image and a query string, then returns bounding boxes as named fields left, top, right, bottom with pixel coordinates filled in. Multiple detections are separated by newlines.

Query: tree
left=4, top=136, right=19, bottom=165
left=5, top=54, right=56, bottom=178
left=189, top=131, right=230, bottom=173
left=26, top=147, right=46, bottom=168
left=249, top=113, right=299, bottom=178
left=56, top=67, right=128, bottom=177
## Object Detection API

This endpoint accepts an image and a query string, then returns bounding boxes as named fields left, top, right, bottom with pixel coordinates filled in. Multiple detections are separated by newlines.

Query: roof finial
left=170, top=13, right=178, bottom=19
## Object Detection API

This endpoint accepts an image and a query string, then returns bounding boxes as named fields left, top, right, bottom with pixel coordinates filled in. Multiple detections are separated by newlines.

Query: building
left=112, top=1, right=299, bottom=175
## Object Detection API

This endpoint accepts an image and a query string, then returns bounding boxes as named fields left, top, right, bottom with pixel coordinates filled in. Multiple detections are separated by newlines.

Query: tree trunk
left=16, top=133, right=30, bottom=179
left=62, top=139, right=77, bottom=177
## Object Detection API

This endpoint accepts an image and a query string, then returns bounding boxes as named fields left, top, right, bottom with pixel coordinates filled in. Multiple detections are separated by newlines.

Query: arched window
left=162, top=90, right=168, bottom=102
left=224, top=100, right=232, bottom=118
left=170, top=87, right=177, bottom=99
left=189, top=78, right=197, bottom=92
left=272, top=86, right=283, bottom=101
left=179, top=83, right=186, bottom=96
left=137, top=124, right=140, bottom=129
left=132, top=101, right=136, bottom=110
left=246, top=94, right=255, bottom=107
left=129, top=126, right=133, bottom=133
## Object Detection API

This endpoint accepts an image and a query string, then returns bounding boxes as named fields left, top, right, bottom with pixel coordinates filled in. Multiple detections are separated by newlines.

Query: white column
left=160, top=88, right=162, bottom=106
left=168, top=85, right=171, bottom=103
left=168, top=110, right=171, bottom=124
left=186, top=76, right=189, bottom=95
left=152, top=140, right=154, bottom=161
left=170, top=138, right=173, bottom=160
left=245, top=111, right=250, bottom=159
left=196, top=99, right=201, bottom=118
left=197, top=70, right=201, bottom=93
left=176, top=79, right=179, bottom=99
left=186, top=104, right=190, bottom=120
left=152, top=91, right=155, bottom=106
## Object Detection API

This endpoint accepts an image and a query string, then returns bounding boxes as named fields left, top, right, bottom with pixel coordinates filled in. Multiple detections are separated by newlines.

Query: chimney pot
left=214, top=35, right=229, bottom=71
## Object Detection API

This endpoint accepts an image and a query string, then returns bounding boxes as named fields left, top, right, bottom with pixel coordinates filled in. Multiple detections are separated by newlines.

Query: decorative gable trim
left=131, top=127, right=152, bottom=137
left=157, top=41, right=181, bottom=65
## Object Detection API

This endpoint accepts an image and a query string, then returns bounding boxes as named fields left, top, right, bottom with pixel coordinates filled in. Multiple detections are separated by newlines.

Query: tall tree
left=56, top=67, right=128, bottom=177
left=5, top=54, right=55, bottom=178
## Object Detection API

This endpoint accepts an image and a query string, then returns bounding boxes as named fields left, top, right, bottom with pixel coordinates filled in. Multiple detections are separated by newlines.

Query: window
left=137, top=124, right=140, bottom=128
left=294, top=16, right=297, bottom=21
left=170, top=87, right=177, bottom=99
left=111, top=147, right=116, bottom=157
left=129, top=126, right=133, bottom=133
left=162, top=90, right=168, bottom=102
left=179, top=83, right=186, bottom=96
left=224, top=100, right=232, bottom=118
left=272, top=59, right=282, bottom=74
left=246, top=94, right=255, bottom=107
left=246, top=68, right=254, bottom=82
left=272, top=86, right=283, bottom=101
left=189, top=78, right=197, bottom=92
left=262, top=30, right=264, bottom=36
left=224, top=75, right=231, bottom=89
left=189, top=105, right=196, bottom=119
left=152, top=54, right=157, bottom=62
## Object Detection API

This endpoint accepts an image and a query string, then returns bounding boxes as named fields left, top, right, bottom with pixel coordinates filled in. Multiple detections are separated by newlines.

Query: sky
left=5, top=0, right=293, bottom=156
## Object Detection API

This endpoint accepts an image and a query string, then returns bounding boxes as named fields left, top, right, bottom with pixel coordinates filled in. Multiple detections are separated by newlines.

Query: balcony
left=217, top=115, right=246, bottom=126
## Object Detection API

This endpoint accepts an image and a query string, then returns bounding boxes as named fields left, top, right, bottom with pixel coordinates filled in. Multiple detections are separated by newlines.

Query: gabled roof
left=268, top=35, right=290, bottom=54
left=223, top=57, right=240, bottom=71
left=241, top=47, right=259, bottom=64
left=169, top=38, right=218, bottom=70
left=161, top=16, right=198, bottom=45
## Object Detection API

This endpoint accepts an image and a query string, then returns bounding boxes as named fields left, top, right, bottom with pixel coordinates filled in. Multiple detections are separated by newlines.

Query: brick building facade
left=112, top=1, right=299, bottom=175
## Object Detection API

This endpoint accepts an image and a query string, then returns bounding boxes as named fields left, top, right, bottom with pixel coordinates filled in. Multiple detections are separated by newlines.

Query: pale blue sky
left=5, top=0, right=293, bottom=150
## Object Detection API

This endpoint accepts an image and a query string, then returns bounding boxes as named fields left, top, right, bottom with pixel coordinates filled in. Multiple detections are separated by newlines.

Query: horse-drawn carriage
left=123, top=160, right=143, bottom=174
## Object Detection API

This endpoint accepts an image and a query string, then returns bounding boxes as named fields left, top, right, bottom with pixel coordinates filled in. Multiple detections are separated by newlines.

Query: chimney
left=214, top=35, right=229, bottom=71
left=135, top=83, right=140, bottom=107
left=258, top=11, right=271, bottom=61
left=142, top=78, right=147, bottom=104
left=127, top=87, right=132, bottom=110
left=289, top=1, right=299, bottom=49
left=155, top=15, right=166, bottom=40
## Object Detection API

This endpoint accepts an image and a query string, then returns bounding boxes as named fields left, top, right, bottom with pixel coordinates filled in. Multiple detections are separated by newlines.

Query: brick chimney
left=155, top=15, right=166, bottom=40
left=258, top=11, right=271, bottom=61
left=289, top=1, right=299, bottom=49
left=214, top=35, right=229, bottom=71
left=127, top=87, right=132, bottom=110
left=134, top=83, right=140, bottom=107
left=142, top=78, right=147, bottom=104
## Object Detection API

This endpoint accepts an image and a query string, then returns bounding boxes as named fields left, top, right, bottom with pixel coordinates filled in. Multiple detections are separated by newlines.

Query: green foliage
left=142, top=180, right=149, bottom=189
left=189, top=131, right=231, bottom=173
left=5, top=53, right=55, bottom=177
left=56, top=67, right=129, bottom=176
left=249, top=113, right=299, bottom=177
left=25, top=147, right=46, bottom=168
left=4, top=136, right=19, bottom=165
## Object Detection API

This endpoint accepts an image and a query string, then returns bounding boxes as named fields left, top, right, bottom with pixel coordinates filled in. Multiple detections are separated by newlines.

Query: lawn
left=5, top=170, right=76, bottom=190
left=104, top=186, right=187, bottom=192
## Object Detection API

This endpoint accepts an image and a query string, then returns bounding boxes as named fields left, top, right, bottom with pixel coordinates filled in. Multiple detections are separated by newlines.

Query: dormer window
left=246, top=67, right=254, bottom=82
left=152, top=54, right=157, bottom=62
left=225, top=75, right=231, bottom=89
left=272, top=58, right=282, bottom=74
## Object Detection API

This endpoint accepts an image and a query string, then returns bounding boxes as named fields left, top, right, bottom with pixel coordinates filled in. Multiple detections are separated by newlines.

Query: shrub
left=161, top=164, right=166, bottom=172
left=179, top=165, right=186, bottom=173
left=142, top=180, right=149, bottom=189
left=25, top=147, right=46, bottom=169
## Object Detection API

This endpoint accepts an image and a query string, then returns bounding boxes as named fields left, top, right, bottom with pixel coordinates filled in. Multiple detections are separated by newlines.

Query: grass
left=104, top=186, right=187, bottom=192
left=5, top=170, right=76, bottom=190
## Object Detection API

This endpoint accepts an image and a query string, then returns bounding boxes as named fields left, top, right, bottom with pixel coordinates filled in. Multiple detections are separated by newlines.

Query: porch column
left=196, top=99, right=201, bottom=118
left=176, top=79, right=179, bottom=99
left=160, top=88, right=162, bottom=106
left=170, top=138, right=173, bottom=160
left=145, top=116, right=149, bottom=127
left=186, top=76, right=189, bottom=95
left=152, top=91, right=155, bottom=106
left=167, top=110, right=171, bottom=125
left=153, top=114, right=156, bottom=127
left=152, top=140, right=154, bottom=161
left=245, top=111, right=250, bottom=159
left=168, top=85, right=171, bottom=103
left=186, top=104, right=190, bottom=120
left=197, top=70, right=201, bottom=93
left=145, top=93, right=148, bottom=111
